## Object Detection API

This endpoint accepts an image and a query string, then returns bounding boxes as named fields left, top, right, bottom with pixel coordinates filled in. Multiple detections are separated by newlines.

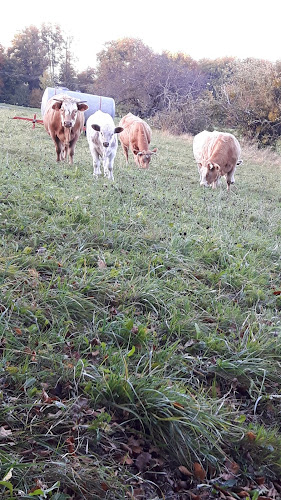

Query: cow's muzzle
left=103, top=142, right=109, bottom=148
left=64, top=121, right=72, bottom=128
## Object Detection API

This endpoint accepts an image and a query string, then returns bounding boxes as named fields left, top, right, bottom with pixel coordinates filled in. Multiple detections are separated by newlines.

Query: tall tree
left=95, top=38, right=157, bottom=115
left=218, top=58, right=281, bottom=145
left=59, top=49, right=77, bottom=89
left=76, top=67, right=96, bottom=93
left=40, top=23, right=65, bottom=86
left=7, top=26, right=48, bottom=91
left=0, top=44, right=7, bottom=98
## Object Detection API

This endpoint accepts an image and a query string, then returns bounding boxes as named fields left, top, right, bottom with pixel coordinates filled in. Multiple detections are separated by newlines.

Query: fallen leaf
left=101, top=482, right=109, bottom=491
left=189, top=493, right=201, bottom=500
left=256, top=476, right=265, bottom=485
left=225, top=459, right=240, bottom=474
left=65, top=436, right=76, bottom=455
left=178, top=465, right=193, bottom=476
left=119, top=454, right=134, bottom=465
left=98, top=258, right=107, bottom=269
left=193, top=461, right=206, bottom=480
left=41, top=389, right=56, bottom=404
left=173, top=401, right=185, bottom=409
left=2, top=468, right=13, bottom=481
left=135, top=452, right=152, bottom=471
left=28, top=268, right=39, bottom=278
left=0, top=427, right=12, bottom=438
left=246, top=431, right=256, bottom=441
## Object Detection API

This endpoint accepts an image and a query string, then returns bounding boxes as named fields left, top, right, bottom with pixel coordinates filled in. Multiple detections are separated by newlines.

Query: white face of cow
left=52, top=99, right=88, bottom=128
left=91, top=124, right=123, bottom=148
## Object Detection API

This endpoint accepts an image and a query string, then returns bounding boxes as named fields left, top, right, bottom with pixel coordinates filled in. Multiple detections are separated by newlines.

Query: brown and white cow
left=193, top=130, right=243, bottom=190
left=43, top=94, right=88, bottom=165
left=119, top=113, right=157, bottom=168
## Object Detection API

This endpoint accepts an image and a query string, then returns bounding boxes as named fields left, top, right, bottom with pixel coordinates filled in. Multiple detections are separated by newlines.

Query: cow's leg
left=226, top=167, right=236, bottom=190
left=53, top=136, right=62, bottom=162
left=104, top=154, right=114, bottom=181
left=69, top=137, right=79, bottom=165
left=90, top=147, right=101, bottom=177
left=121, top=143, right=129, bottom=163
left=197, top=163, right=202, bottom=182
left=61, top=144, right=66, bottom=161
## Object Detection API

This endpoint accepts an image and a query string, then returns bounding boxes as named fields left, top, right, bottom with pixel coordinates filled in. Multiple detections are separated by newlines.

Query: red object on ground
left=13, top=113, right=44, bottom=129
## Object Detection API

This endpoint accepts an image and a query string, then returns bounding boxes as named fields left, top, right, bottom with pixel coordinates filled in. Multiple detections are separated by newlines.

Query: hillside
left=0, top=105, right=281, bottom=499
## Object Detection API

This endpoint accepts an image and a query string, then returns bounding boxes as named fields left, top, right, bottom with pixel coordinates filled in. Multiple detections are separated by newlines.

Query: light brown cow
left=43, top=94, right=88, bottom=165
left=193, top=130, right=243, bottom=191
left=119, top=113, right=157, bottom=168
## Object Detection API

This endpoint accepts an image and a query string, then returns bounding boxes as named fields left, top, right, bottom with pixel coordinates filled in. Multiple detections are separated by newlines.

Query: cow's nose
left=64, top=121, right=72, bottom=128
left=103, top=142, right=109, bottom=148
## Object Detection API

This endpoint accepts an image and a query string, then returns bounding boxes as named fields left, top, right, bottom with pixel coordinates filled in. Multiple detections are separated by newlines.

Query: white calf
left=86, top=110, right=123, bottom=181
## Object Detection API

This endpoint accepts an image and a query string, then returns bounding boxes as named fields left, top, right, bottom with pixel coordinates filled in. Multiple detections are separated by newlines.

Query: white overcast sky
left=2, top=0, right=281, bottom=71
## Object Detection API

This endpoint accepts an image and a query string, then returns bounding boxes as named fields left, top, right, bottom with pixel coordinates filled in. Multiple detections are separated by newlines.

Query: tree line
left=1, top=24, right=281, bottom=147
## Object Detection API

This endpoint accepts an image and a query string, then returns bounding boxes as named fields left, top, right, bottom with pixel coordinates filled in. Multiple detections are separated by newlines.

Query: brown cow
left=119, top=113, right=157, bottom=168
left=43, top=94, right=89, bottom=165
left=193, top=130, right=243, bottom=191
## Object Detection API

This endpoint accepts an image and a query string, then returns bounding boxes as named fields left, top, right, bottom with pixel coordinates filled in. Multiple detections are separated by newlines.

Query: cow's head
left=52, top=98, right=88, bottom=128
left=134, top=148, right=157, bottom=168
left=199, top=161, right=220, bottom=188
left=91, top=124, right=124, bottom=148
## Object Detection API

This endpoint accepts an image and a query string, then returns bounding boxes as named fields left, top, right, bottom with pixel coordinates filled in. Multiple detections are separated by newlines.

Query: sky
left=2, top=0, right=281, bottom=71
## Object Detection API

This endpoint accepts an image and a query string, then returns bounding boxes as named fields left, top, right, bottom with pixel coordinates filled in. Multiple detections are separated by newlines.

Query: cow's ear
left=78, top=103, right=89, bottom=111
left=114, top=126, right=124, bottom=134
left=52, top=101, right=62, bottom=110
left=91, top=124, right=100, bottom=131
left=133, top=149, right=139, bottom=155
left=151, top=148, right=157, bottom=153
left=137, top=151, right=143, bottom=156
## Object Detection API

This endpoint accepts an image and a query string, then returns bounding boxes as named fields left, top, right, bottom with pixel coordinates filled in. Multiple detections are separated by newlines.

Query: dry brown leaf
left=98, top=258, right=107, bottom=269
left=101, top=482, right=109, bottom=491
left=193, top=461, right=206, bottom=480
left=135, top=452, right=152, bottom=471
left=189, top=493, right=201, bottom=500
left=173, top=401, right=185, bottom=409
left=28, top=268, right=39, bottom=278
left=65, top=436, right=76, bottom=455
left=178, top=465, right=193, bottom=477
left=225, top=459, right=240, bottom=475
left=41, top=389, right=56, bottom=404
left=246, top=431, right=256, bottom=441
left=119, top=454, right=134, bottom=465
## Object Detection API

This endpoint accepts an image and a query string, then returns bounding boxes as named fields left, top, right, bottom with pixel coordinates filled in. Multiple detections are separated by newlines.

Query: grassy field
left=0, top=104, right=281, bottom=500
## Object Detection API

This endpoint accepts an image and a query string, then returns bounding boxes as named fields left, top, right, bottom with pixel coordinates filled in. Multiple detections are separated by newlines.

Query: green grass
left=0, top=105, right=281, bottom=499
